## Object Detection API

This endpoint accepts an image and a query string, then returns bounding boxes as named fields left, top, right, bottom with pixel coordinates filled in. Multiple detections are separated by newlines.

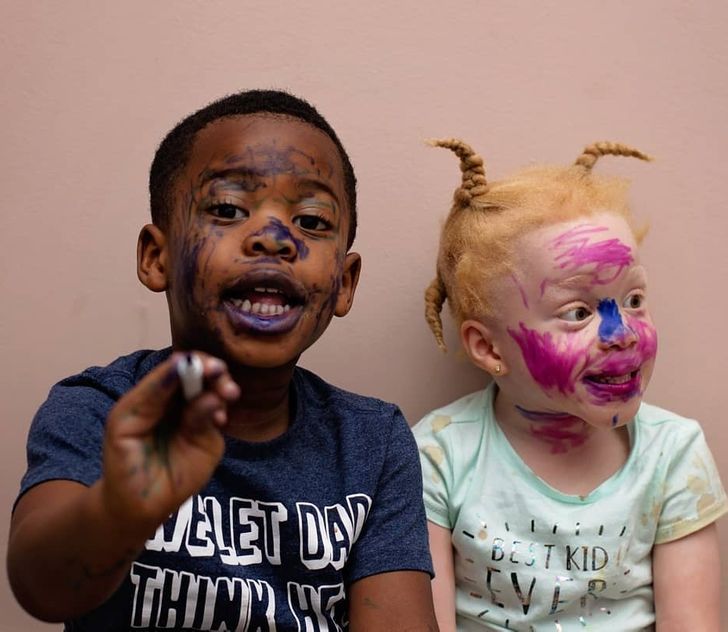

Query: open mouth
left=227, top=287, right=295, bottom=316
left=221, top=270, right=306, bottom=334
left=583, top=369, right=641, bottom=401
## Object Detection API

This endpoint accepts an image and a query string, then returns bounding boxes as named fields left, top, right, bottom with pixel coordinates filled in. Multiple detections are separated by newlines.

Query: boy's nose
left=243, top=218, right=298, bottom=260
left=596, top=298, right=637, bottom=349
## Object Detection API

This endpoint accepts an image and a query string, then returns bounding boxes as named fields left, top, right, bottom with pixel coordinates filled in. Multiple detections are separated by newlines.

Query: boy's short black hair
left=149, top=89, right=358, bottom=248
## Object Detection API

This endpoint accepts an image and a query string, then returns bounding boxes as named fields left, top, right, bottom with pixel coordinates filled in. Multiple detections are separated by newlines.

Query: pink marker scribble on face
left=530, top=418, right=589, bottom=454
left=630, top=317, right=658, bottom=363
left=508, top=323, right=590, bottom=395
left=550, top=224, right=634, bottom=285
left=515, top=406, right=589, bottom=454
left=510, top=273, right=530, bottom=309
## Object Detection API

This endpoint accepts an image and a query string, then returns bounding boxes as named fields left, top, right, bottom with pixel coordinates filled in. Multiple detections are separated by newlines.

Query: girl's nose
left=597, top=299, right=637, bottom=349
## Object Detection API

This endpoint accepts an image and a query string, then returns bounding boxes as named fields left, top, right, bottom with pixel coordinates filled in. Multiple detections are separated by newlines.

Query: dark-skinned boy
left=8, top=90, right=437, bottom=631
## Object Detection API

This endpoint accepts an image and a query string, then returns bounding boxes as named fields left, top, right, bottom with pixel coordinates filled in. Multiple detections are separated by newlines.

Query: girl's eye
left=294, top=215, right=331, bottom=231
left=209, top=203, right=247, bottom=220
left=624, top=293, right=644, bottom=309
left=561, top=306, right=592, bottom=322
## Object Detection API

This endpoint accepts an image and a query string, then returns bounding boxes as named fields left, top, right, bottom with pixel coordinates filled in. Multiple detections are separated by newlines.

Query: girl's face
left=490, top=212, right=657, bottom=429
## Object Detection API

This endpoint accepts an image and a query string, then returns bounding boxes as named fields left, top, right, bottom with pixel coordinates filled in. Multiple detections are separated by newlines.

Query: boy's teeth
left=253, top=287, right=281, bottom=294
left=231, top=298, right=291, bottom=315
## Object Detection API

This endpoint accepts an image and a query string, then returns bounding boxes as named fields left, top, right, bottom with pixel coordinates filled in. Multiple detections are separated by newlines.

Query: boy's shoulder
left=54, top=348, right=171, bottom=398
left=293, top=365, right=402, bottom=420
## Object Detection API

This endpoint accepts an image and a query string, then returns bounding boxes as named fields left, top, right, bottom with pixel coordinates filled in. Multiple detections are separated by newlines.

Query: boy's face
left=141, top=114, right=360, bottom=369
left=490, top=212, right=657, bottom=429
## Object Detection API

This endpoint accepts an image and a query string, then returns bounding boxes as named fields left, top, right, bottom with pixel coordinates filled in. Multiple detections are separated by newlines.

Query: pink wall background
left=2, top=2, right=727, bottom=628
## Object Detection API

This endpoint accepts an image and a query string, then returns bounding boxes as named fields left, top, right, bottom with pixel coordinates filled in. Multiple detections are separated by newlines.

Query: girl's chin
left=579, top=403, right=642, bottom=429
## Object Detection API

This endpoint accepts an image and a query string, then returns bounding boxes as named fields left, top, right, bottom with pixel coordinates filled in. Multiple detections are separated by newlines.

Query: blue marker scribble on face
left=252, top=218, right=309, bottom=259
left=597, top=298, right=627, bottom=344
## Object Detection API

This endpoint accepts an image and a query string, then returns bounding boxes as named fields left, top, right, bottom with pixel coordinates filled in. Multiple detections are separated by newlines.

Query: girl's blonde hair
left=424, top=140, right=652, bottom=351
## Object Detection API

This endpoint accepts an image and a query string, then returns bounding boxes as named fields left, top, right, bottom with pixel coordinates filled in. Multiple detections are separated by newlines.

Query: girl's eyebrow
left=544, top=265, right=647, bottom=298
left=550, top=274, right=598, bottom=290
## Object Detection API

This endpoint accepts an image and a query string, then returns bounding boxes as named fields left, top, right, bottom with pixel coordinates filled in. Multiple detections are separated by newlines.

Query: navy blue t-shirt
left=18, top=349, right=433, bottom=631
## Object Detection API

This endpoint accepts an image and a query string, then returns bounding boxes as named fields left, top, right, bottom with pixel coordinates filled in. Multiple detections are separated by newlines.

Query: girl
left=414, top=139, right=726, bottom=631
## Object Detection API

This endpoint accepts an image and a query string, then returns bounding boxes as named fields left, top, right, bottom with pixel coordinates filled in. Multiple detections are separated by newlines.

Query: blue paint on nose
left=597, top=298, right=626, bottom=343
left=255, top=218, right=309, bottom=259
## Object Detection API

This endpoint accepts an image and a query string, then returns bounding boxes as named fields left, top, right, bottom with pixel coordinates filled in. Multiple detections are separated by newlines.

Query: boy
left=8, top=90, right=437, bottom=631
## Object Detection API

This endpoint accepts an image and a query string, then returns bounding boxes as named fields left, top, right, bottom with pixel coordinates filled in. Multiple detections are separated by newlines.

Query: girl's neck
left=492, top=384, right=631, bottom=497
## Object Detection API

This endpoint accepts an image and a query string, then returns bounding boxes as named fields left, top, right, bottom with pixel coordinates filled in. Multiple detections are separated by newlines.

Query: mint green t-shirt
left=413, top=384, right=727, bottom=631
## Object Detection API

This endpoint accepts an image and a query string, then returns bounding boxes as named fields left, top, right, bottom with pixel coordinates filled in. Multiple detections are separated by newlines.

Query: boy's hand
left=101, top=352, right=240, bottom=540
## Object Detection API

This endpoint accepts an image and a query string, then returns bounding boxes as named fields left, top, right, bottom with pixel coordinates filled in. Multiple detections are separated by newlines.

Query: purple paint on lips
left=550, top=224, right=634, bottom=285
left=223, top=301, right=302, bottom=335
left=508, top=323, right=589, bottom=395
left=583, top=317, right=658, bottom=404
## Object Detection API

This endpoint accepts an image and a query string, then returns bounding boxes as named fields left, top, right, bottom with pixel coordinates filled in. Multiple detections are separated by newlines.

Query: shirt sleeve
left=411, top=412, right=455, bottom=529
left=655, top=421, right=728, bottom=544
left=344, top=407, right=434, bottom=583
left=16, top=374, right=116, bottom=508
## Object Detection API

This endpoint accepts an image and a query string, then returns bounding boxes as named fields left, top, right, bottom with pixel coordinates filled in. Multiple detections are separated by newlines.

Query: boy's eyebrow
left=294, top=178, right=341, bottom=210
left=199, top=167, right=266, bottom=192
left=198, top=169, right=341, bottom=210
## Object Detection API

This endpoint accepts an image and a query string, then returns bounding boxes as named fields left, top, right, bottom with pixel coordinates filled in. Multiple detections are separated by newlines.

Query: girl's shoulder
left=635, top=401, right=705, bottom=444
left=412, top=385, right=495, bottom=441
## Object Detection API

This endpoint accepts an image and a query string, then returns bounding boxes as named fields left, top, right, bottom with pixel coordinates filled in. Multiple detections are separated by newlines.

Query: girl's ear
left=137, top=224, right=169, bottom=292
left=460, top=319, right=508, bottom=376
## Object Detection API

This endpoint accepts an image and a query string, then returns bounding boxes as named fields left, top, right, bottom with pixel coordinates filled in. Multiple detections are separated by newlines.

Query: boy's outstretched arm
left=652, top=522, right=721, bottom=631
left=7, top=353, right=239, bottom=622
left=348, top=570, right=439, bottom=631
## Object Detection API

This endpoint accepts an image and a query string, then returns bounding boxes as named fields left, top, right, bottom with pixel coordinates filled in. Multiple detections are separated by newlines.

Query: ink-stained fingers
left=179, top=391, right=228, bottom=433
left=107, top=352, right=238, bottom=437
left=178, top=353, right=239, bottom=404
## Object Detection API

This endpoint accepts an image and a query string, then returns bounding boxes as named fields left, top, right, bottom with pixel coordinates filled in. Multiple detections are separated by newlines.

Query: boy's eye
left=623, top=293, right=644, bottom=309
left=209, top=203, right=248, bottom=220
left=294, top=215, right=331, bottom=231
left=561, top=306, right=593, bottom=322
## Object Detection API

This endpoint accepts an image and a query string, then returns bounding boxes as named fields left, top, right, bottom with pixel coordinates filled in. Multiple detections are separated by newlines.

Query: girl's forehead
left=515, top=212, right=639, bottom=269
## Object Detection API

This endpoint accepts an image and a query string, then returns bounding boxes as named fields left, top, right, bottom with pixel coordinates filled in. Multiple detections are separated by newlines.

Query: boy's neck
left=224, top=362, right=297, bottom=442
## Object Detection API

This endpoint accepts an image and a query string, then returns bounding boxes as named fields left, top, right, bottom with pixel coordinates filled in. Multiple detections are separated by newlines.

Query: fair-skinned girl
left=414, top=139, right=726, bottom=631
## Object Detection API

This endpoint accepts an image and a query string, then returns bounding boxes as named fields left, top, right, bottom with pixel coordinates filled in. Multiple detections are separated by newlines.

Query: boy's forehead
left=184, top=114, right=345, bottom=188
